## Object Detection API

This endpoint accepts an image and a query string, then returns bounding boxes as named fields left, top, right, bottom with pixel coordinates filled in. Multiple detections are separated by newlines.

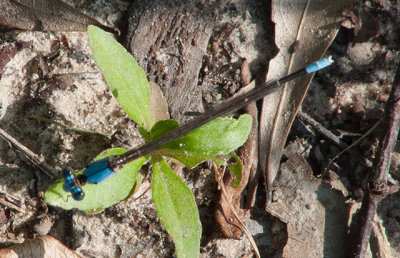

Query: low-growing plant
left=45, top=25, right=252, bottom=257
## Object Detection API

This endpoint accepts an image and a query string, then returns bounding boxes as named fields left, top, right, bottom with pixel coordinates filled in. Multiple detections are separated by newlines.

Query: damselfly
left=63, top=57, right=334, bottom=200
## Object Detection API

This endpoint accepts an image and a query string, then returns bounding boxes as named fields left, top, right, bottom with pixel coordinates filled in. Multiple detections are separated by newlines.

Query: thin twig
left=0, top=190, right=27, bottom=213
left=132, top=184, right=152, bottom=202
left=297, top=110, right=349, bottom=149
left=0, top=198, right=27, bottom=213
left=297, top=110, right=374, bottom=170
left=323, top=119, right=381, bottom=175
left=212, top=161, right=261, bottom=258
left=0, top=127, right=56, bottom=178
left=0, top=189, right=20, bottom=202
left=350, top=61, right=400, bottom=257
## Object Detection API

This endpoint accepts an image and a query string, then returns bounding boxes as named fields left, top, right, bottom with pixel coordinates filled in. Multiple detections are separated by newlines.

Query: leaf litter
left=1, top=0, right=400, bottom=257
left=0, top=0, right=114, bottom=32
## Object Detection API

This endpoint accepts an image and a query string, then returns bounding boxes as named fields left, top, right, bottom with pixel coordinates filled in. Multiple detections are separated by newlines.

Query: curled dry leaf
left=214, top=106, right=258, bottom=238
left=352, top=9, right=381, bottom=43
left=0, top=0, right=113, bottom=32
left=342, top=8, right=381, bottom=43
left=215, top=62, right=260, bottom=238
left=149, top=81, right=170, bottom=127
left=0, top=235, right=80, bottom=258
left=259, top=0, right=356, bottom=201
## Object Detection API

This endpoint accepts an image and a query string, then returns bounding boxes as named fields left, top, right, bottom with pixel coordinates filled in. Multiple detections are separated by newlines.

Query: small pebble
left=33, top=216, right=53, bottom=235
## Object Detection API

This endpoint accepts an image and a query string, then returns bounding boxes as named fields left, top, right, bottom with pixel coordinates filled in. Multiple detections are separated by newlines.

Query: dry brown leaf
left=0, top=0, right=113, bottom=32
left=215, top=98, right=258, bottom=238
left=259, top=0, right=355, bottom=201
left=267, top=148, right=349, bottom=257
left=214, top=62, right=260, bottom=238
left=0, top=235, right=80, bottom=258
left=352, top=9, right=381, bottom=43
left=149, top=81, right=170, bottom=127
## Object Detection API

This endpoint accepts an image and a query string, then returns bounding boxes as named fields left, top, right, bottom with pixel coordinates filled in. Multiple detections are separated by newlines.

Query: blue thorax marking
left=83, top=158, right=115, bottom=184
left=61, top=157, right=114, bottom=201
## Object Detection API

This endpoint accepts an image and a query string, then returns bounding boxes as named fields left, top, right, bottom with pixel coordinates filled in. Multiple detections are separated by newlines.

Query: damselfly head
left=62, top=168, right=85, bottom=201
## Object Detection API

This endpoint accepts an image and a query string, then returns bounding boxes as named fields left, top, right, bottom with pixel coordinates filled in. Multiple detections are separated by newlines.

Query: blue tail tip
left=306, top=56, right=334, bottom=73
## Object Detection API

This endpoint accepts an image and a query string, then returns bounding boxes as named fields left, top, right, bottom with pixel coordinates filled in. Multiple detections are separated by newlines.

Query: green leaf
left=152, top=156, right=201, bottom=258
left=159, top=150, right=229, bottom=168
left=227, top=152, right=242, bottom=188
left=159, top=114, right=252, bottom=167
left=44, top=148, right=147, bottom=213
left=149, top=119, right=180, bottom=140
left=88, top=25, right=151, bottom=130
left=138, top=126, right=151, bottom=141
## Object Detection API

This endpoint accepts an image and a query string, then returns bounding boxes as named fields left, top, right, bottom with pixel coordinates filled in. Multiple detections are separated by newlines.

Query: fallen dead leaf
left=0, top=0, right=113, bottom=32
left=0, top=235, right=80, bottom=258
left=352, top=9, right=381, bottom=43
left=267, top=143, right=349, bottom=257
left=214, top=62, right=260, bottom=238
left=259, top=0, right=356, bottom=201
left=149, top=81, right=170, bottom=127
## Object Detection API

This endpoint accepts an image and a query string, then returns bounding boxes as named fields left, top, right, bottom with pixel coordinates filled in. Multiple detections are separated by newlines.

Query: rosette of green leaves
left=45, top=25, right=252, bottom=258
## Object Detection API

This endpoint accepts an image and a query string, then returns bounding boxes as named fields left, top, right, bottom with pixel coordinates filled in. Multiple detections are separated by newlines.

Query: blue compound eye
left=72, top=188, right=85, bottom=201
left=62, top=168, right=74, bottom=192
left=62, top=168, right=74, bottom=181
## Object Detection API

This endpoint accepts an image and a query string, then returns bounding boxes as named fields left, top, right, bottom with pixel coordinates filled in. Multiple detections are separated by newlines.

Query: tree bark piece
left=125, top=0, right=218, bottom=122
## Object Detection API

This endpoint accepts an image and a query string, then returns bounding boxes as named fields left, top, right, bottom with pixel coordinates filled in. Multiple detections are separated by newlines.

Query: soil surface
left=0, top=0, right=399, bottom=257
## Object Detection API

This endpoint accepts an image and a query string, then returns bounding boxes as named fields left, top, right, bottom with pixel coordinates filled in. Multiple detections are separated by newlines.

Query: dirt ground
left=0, top=0, right=399, bottom=257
